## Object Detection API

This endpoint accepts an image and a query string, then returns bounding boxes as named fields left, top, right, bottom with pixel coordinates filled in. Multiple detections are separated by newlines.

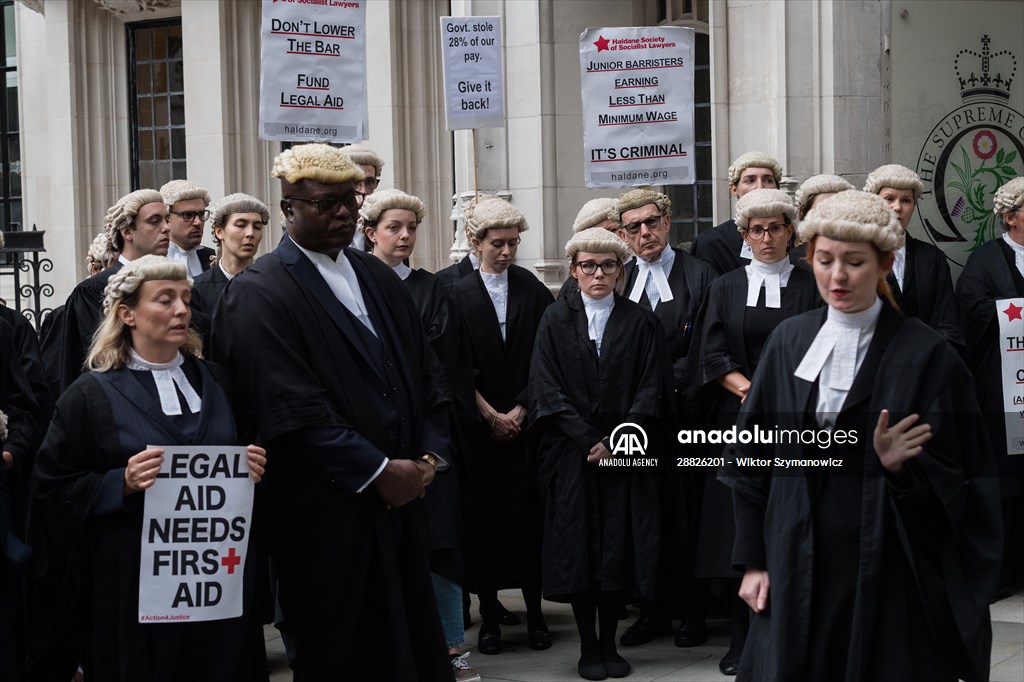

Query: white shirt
left=167, top=242, right=205, bottom=278
left=292, top=242, right=377, bottom=336
left=351, top=230, right=367, bottom=253
left=218, top=262, right=238, bottom=280
left=1003, top=232, right=1024, bottom=277
left=390, top=261, right=412, bottom=281
left=892, top=245, right=907, bottom=291
left=118, top=254, right=132, bottom=266
left=126, top=349, right=202, bottom=417
left=795, top=298, right=883, bottom=429
left=469, top=252, right=480, bottom=269
left=629, top=246, right=676, bottom=309
left=745, top=258, right=794, bottom=308
left=480, top=270, right=509, bottom=341
left=581, top=291, right=615, bottom=357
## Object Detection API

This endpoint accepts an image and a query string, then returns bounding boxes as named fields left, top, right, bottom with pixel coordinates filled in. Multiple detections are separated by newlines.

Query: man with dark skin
left=211, top=143, right=453, bottom=681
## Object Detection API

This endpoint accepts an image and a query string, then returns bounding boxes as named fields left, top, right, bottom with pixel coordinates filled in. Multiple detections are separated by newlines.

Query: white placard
left=580, top=27, right=695, bottom=189
left=996, top=298, right=1024, bottom=455
left=440, top=16, right=505, bottom=130
left=259, top=0, right=367, bottom=142
left=139, top=446, right=254, bottom=623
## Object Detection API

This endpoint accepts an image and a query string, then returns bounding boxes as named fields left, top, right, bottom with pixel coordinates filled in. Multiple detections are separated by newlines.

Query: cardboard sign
left=580, top=26, right=695, bottom=188
left=440, top=16, right=505, bottom=130
left=139, top=446, right=254, bottom=623
left=996, top=298, right=1024, bottom=454
left=259, top=0, right=367, bottom=142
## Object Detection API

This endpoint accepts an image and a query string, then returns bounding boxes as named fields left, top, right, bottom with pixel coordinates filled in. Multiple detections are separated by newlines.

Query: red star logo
left=1004, top=302, right=1023, bottom=321
left=594, top=35, right=610, bottom=52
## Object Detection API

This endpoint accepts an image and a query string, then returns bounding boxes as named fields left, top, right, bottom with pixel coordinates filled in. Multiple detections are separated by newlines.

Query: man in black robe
left=41, top=189, right=170, bottom=395
left=956, top=175, right=1024, bottom=593
left=160, top=179, right=216, bottom=276
left=690, top=151, right=782, bottom=276
left=614, top=189, right=715, bottom=647
left=211, top=143, right=452, bottom=681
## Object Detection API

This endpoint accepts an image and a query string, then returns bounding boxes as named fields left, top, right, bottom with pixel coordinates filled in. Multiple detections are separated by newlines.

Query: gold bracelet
left=419, top=453, right=439, bottom=471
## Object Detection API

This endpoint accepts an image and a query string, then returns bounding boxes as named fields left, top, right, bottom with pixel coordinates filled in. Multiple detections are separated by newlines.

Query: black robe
left=719, top=304, right=1001, bottom=682
left=210, top=236, right=452, bottom=681
left=449, top=264, right=552, bottom=589
left=956, top=237, right=1024, bottom=496
left=195, top=245, right=216, bottom=273
left=27, top=359, right=264, bottom=682
left=403, top=268, right=468, bottom=579
left=691, top=219, right=748, bottom=276
left=0, top=306, right=52, bottom=422
left=434, top=254, right=475, bottom=289
left=189, top=263, right=229, bottom=350
left=622, top=246, right=715, bottom=399
left=41, top=262, right=124, bottom=396
left=685, top=265, right=821, bottom=577
left=887, top=235, right=963, bottom=347
left=529, top=291, right=664, bottom=601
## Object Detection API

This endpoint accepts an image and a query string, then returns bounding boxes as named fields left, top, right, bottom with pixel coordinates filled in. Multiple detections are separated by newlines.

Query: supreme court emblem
left=916, top=35, right=1024, bottom=267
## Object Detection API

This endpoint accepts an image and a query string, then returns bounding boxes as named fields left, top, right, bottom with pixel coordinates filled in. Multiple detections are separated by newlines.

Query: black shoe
left=478, top=625, right=501, bottom=655
left=578, top=654, right=608, bottom=680
left=498, top=602, right=521, bottom=626
left=603, top=651, right=631, bottom=678
left=719, top=651, right=740, bottom=676
left=528, top=627, right=553, bottom=650
left=619, top=615, right=672, bottom=646
left=674, top=616, right=708, bottom=648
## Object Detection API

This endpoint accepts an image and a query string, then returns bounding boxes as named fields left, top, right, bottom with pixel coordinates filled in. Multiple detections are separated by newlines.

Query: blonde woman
left=29, top=256, right=266, bottom=681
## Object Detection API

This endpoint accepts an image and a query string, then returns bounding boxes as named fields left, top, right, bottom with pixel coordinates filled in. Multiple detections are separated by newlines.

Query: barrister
left=210, top=144, right=453, bottom=681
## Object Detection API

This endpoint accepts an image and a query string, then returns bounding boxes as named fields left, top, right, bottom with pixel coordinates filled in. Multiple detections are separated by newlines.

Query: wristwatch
left=419, top=453, right=439, bottom=471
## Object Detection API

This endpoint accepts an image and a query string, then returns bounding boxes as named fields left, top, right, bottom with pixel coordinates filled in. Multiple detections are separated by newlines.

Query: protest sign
left=440, top=16, right=505, bottom=130
left=580, top=26, right=695, bottom=188
left=996, top=298, right=1024, bottom=454
left=139, top=446, right=254, bottom=623
left=259, top=0, right=367, bottom=142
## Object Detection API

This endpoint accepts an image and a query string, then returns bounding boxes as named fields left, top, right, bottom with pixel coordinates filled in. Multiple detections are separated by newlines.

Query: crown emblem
left=955, top=35, right=1016, bottom=102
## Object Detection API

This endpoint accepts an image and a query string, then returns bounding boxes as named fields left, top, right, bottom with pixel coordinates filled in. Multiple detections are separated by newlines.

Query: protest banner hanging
left=580, top=26, right=695, bottom=188
left=139, top=446, right=254, bottom=623
left=259, top=0, right=367, bottom=142
left=996, top=298, right=1024, bottom=455
left=440, top=16, right=505, bottom=130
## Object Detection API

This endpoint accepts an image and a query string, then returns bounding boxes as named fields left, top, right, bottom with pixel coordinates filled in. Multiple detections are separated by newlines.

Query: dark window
left=128, top=19, right=185, bottom=190
left=667, top=30, right=711, bottom=247
left=0, top=0, right=20, bottom=232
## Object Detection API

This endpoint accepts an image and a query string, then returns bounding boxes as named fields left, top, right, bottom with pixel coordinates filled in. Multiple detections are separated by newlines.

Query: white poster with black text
left=259, top=0, right=367, bottom=142
left=139, top=446, right=254, bottom=623
left=996, top=298, right=1024, bottom=454
left=580, top=26, right=695, bottom=189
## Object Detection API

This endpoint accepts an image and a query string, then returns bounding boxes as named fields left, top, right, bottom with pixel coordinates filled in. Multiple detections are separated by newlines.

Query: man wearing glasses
left=160, top=180, right=216, bottom=277
left=340, top=144, right=384, bottom=252
left=614, top=188, right=715, bottom=649
left=211, top=143, right=452, bottom=681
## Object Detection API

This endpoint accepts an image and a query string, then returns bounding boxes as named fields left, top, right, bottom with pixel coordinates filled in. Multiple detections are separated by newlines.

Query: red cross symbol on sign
left=221, top=547, right=242, bottom=574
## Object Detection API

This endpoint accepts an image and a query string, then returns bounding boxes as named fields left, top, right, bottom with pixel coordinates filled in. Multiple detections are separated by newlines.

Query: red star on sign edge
left=1004, top=302, right=1023, bottom=321
left=594, top=35, right=610, bottom=52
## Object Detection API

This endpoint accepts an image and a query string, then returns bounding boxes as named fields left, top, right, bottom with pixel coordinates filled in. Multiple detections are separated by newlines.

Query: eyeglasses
left=575, top=260, right=622, bottom=275
left=170, top=209, right=210, bottom=223
left=356, top=177, right=381, bottom=190
left=743, top=224, right=788, bottom=240
left=285, top=193, right=364, bottom=215
left=621, top=214, right=665, bottom=235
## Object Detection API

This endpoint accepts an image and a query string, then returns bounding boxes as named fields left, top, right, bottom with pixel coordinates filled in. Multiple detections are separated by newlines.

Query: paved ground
left=265, top=588, right=1024, bottom=681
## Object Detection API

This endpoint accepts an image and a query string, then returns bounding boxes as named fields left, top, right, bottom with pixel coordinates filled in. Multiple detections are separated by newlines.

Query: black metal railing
left=0, top=224, right=54, bottom=333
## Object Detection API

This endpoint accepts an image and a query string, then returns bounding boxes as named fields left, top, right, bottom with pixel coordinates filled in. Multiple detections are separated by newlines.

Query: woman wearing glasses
left=686, top=188, right=820, bottom=675
left=530, top=227, right=667, bottom=680
left=449, top=197, right=553, bottom=656
left=721, top=191, right=1000, bottom=682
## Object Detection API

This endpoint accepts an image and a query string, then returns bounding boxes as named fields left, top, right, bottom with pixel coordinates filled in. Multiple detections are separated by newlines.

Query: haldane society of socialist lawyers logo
left=916, top=35, right=1024, bottom=267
